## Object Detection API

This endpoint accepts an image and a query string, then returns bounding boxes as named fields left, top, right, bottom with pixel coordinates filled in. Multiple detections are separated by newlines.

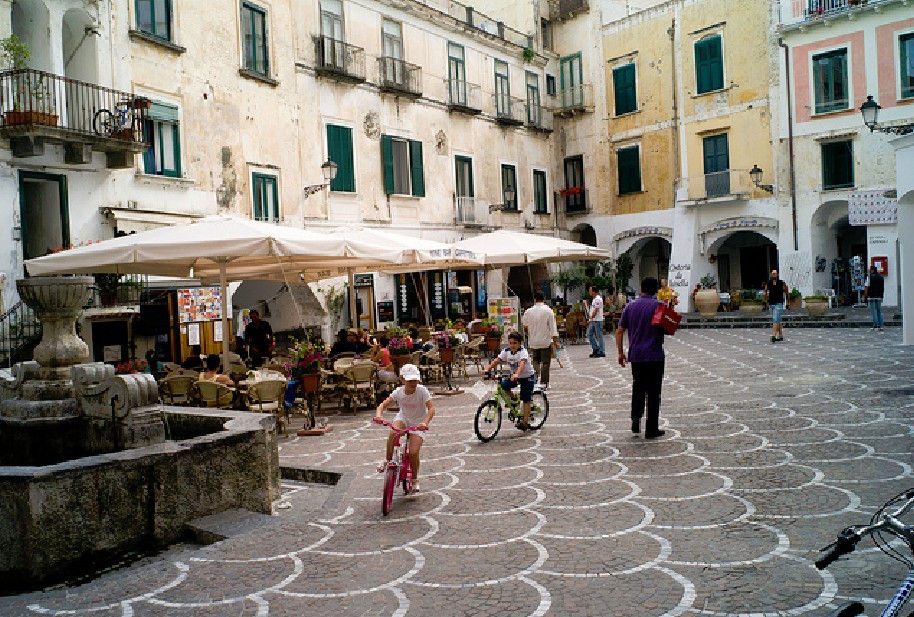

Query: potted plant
left=694, top=274, right=720, bottom=318
left=283, top=337, right=325, bottom=393
left=804, top=294, right=829, bottom=317
left=788, top=287, right=802, bottom=310
left=388, top=335, right=412, bottom=371
left=434, top=330, right=461, bottom=363
left=522, top=46, right=536, bottom=63
left=739, top=290, right=765, bottom=316
left=115, top=359, right=147, bottom=374
left=1, top=35, right=57, bottom=127
left=482, top=318, right=503, bottom=352
left=93, top=273, right=122, bottom=306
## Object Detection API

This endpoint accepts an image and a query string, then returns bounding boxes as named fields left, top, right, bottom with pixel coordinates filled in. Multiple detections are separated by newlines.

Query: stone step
left=680, top=312, right=901, bottom=329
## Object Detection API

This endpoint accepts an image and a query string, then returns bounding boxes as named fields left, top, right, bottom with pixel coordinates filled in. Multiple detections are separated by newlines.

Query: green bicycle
left=474, top=370, right=549, bottom=442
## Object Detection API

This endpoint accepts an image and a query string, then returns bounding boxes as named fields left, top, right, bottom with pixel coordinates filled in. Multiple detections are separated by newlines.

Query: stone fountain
left=0, top=277, right=280, bottom=593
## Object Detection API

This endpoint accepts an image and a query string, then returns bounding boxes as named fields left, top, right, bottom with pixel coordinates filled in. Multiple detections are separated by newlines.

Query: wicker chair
left=462, top=337, right=486, bottom=375
left=340, top=362, right=377, bottom=414
left=159, top=375, right=197, bottom=405
left=247, top=379, right=289, bottom=435
left=420, top=348, right=443, bottom=383
left=196, top=380, right=235, bottom=409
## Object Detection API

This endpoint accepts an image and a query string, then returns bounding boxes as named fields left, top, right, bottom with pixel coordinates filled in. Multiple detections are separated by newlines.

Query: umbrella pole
left=219, top=259, right=230, bottom=371
left=348, top=268, right=357, bottom=329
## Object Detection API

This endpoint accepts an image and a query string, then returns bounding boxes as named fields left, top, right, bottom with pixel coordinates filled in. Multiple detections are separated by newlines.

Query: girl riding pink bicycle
left=375, top=363, right=435, bottom=494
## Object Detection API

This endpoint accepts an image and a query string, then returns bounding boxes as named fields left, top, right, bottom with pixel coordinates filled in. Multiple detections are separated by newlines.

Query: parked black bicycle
left=815, top=488, right=914, bottom=617
left=93, top=96, right=149, bottom=139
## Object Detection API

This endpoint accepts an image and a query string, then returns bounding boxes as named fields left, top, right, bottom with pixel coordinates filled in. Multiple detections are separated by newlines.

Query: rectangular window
left=822, top=140, right=854, bottom=190
left=813, top=48, right=848, bottom=113
left=241, top=2, right=269, bottom=76
left=142, top=101, right=181, bottom=177
left=541, top=18, right=553, bottom=51
left=901, top=33, right=914, bottom=99
left=617, top=145, right=641, bottom=195
left=381, top=135, right=424, bottom=197
left=526, top=72, right=541, bottom=125
left=381, top=19, right=404, bottom=85
left=455, top=156, right=474, bottom=198
left=560, top=53, right=583, bottom=108
left=702, top=133, right=730, bottom=197
left=695, top=35, right=723, bottom=94
left=252, top=173, right=279, bottom=222
left=533, top=170, right=548, bottom=214
left=136, top=0, right=172, bottom=41
left=613, top=63, right=637, bottom=115
left=563, top=155, right=585, bottom=212
left=501, top=164, right=517, bottom=211
left=495, top=60, right=510, bottom=116
left=327, top=124, right=355, bottom=192
left=448, top=42, right=467, bottom=106
left=546, top=74, right=556, bottom=96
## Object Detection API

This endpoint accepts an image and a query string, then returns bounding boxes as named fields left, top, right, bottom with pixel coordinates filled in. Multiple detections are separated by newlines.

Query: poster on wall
left=377, top=300, right=394, bottom=323
left=214, top=320, right=223, bottom=343
left=476, top=270, right=486, bottom=308
left=486, top=296, right=520, bottom=337
left=177, top=287, right=223, bottom=324
left=848, top=189, right=898, bottom=226
left=871, top=256, right=888, bottom=276
left=187, top=323, right=201, bottom=346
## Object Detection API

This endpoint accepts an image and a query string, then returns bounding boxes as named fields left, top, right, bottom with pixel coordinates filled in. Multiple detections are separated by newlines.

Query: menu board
left=486, top=296, right=520, bottom=336
left=177, top=287, right=223, bottom=324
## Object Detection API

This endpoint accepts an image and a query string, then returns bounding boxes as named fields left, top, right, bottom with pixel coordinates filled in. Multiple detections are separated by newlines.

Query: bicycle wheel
left=474, top=400, right=502, bottom=442
left=528, top=391, right=549, bottom=430
left=382, top=463, right=396, bottom=516
left=93, top=109, right=116, bottom=136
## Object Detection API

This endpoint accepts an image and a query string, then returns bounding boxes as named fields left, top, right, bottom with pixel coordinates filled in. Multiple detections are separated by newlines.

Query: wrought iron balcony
left=525, top=104, right=554, bottom=132
left=0, top=69, right=149, bottom=167
left=555, top=83, right=593, bottom=117
left=494, top=94, right=525, bottom=126
left=313, top=35, right=366, bottom=83
left=777, top=0, right=891, bottom=29
left=378, top=57, right=422, bottom=98
left=675, top=170, right=755, bottom=203
left=455, top=196, right=486, bottom=226
left=446, top=79, right=482, bottom=114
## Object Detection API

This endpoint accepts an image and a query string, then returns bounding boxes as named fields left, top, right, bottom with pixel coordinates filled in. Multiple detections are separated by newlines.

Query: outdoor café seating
left=246, top=379, right=289, bottom=435
left=340, top=362, right=377, bottom=414
left=196, top=380, right=235, bottom=409
left=159, top=374, right=197, bottom=405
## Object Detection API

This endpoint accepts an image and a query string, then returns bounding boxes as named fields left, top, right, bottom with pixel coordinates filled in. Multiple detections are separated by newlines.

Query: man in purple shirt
left=616, top=277, right=667, bottom=439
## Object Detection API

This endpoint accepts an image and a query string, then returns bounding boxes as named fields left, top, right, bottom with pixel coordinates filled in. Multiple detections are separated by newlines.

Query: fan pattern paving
left=4, top=329, right=914, bottom=617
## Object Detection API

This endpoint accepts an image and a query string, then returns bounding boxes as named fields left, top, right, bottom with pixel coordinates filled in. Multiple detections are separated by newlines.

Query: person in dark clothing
left=763, top=270, right=789, bottom=343
left=234, top=337, right=249, bottom=362
left=863, top=265, right=885, bottom=330
left=616, top=277, right=668, bottom=440
left=244, top=310, right=273, bottom=367
left=328, top=329, right=350, bottom=356
left=181, top=344, right=204, bottom=370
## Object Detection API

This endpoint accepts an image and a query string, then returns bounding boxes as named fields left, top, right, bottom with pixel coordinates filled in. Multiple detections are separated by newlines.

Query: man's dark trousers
left=631, top=361, right=664, bottom=434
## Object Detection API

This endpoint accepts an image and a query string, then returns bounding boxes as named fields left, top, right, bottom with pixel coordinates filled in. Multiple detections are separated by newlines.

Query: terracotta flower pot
left=740, top=303, right=764, bottom=316
left=788, top=296, right=802, bottom=310
left=694, top=289, right=720, bottom=317
left=486, top=337, right=501, bottom=352
left=391, top=354, right=410, bottom=372
left=805, top=299, right=828, bottom=317
left=298, top=373, right=320, bottom=393
left=439, top=347, right=455, bottom=364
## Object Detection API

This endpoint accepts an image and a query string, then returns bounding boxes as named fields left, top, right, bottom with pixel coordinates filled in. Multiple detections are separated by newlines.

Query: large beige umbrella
left=451, top=230, right=610, bottom=265
left=24, top=217, right=426, bottom=366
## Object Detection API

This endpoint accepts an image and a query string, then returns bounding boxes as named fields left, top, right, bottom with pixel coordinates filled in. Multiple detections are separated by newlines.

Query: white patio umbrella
left=23, top=216, right=430, bottom=367
left=451, top=229, right=610, bottom=265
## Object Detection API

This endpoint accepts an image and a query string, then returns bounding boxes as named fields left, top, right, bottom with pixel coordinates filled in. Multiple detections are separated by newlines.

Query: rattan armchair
left=340, top=362, right=377, bottom=414
left=159, top=375, right=198, bottom=405
left=247, top=379, right=289, bottom=435
left=196, top=380, right=235, bottom=409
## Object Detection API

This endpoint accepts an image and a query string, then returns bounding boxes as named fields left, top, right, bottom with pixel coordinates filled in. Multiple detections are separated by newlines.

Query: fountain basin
left=0, top=408, right=280, bottom=594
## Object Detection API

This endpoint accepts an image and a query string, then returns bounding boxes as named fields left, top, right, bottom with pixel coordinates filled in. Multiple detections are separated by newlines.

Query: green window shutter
left=613, top=64, right=636, bottom=115
left=409, top=139, right=425, bottom=197
left=695, top=36, right=722, bottom=94
left=169, top=123, right=181, bottom=177
left=617, top=146, right=640, bottom=195
left=381, top=135, right=394, bottom=195
left=252, top=175, right=264, bottom=220
left=327, top=124, right=354, bottom=192
left=902, top=33, right=914, bottom=99
left=147, top=101, right=179, bottom=122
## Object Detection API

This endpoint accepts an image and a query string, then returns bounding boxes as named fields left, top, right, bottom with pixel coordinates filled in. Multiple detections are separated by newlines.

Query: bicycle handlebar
left=815, top=532, right=860, bottom=570
left=372, top=417, right=428, bottom=433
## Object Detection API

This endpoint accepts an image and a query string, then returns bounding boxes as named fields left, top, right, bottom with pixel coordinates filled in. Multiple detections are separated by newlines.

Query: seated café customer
left=200, top=354, right=234, bottom=387
left=370, top=337, right=399, bottom=385
left=181, top=345, right=204, bottom=370
left=233, top=337, right=248, bottom=362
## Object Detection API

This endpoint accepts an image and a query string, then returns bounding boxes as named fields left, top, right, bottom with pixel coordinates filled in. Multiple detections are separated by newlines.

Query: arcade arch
left=811, top=200, right=866, bottom=304
left=707, top=230, right=778, bottom=292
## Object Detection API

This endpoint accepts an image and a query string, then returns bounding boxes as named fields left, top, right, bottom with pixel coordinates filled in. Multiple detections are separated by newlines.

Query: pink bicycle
left=373, top=417, right=427, bottom=516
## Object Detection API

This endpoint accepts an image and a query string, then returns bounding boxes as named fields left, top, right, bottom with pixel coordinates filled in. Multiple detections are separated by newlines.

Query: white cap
left=400, top=363, right=422, bottom=382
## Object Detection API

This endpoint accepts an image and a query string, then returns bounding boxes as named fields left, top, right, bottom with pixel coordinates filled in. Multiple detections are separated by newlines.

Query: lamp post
left=860, top=96, right=914, bottom=136
left=488, top=186, right=516, bottom=213
left=749, top=164, right=774, bottom=193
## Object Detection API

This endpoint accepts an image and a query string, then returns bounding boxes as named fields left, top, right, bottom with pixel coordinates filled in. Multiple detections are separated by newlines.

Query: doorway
left=19, top=171, right=69, bottom=263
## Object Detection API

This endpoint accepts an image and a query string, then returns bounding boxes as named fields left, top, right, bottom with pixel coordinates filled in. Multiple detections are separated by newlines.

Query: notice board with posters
left=486, top=296, right=520, bottom=337
left=177, top=287, right=223, bottom=324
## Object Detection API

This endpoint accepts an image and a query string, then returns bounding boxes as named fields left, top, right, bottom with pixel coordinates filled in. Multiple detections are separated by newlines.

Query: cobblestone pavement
left=3, top=329, right=914, bottom=617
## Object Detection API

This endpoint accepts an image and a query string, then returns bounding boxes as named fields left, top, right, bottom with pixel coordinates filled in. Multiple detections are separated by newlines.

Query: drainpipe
left=668, top=19, right=680, bottom=205
left=779, top=38, right=799, bottom=251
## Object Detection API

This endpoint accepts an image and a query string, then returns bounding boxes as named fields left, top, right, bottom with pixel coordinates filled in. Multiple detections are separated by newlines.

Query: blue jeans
left=587, top=320, right=605, bottom=354
left=869, top=298, right=884, bottom=328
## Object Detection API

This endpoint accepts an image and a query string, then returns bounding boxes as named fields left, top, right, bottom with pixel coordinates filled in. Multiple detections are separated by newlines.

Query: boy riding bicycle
left=375, top=363, right=435, bottom=493
left=484, top=331, right=535, bottom=430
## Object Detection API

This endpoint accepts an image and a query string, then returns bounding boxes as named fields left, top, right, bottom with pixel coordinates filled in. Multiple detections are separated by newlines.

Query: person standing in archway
left=763, top=270, right=788, bottom=343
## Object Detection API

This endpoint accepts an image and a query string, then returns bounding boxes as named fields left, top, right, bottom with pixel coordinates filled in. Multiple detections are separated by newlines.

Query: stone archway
left=573, top=223, right=597, bottom=247
left=810, top=200, right=867, bottom=304
left=707, top=230, right=778, bottom=292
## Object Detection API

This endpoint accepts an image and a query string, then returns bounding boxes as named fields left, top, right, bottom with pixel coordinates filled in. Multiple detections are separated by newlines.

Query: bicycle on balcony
left=93, top=96, right=150, bottom=140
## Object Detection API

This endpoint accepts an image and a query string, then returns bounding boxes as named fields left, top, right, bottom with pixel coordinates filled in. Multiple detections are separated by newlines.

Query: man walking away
left=863, top=265, right=885, bottom=330
left=522, top=291, right=561, bottom=390
left=616, top=277, right=668, bottom=439
left=586, top=285, right=605, bottom=358
left=763, top=270, right=788, bottom=343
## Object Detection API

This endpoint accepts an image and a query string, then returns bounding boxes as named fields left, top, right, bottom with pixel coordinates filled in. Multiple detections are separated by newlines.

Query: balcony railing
left=455, top=196, right=485, bottom=225
left=378, top=57, right=422, bottom=97
left=777, top=0, right=887, bottom=28
left=87, top=274, right=148, bottom=308
left=313, top=35, right=366, bottom=83
left=446, top=79, right=482, bottom=114
left=0, top=69, right=148, bottom=149
left=525, top=104, right=554, bottom=132
left=434, top=0, right=532, bottom=47
left=494, top=94, right=525, bottom=125
left=556, top=83, right=593, bottom=116
left=675, top=170, right=755, bottom=202
left=551, top=0, right=590, bottom=20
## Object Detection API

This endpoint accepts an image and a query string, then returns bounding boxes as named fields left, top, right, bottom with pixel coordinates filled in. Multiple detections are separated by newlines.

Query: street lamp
left=303, top=158, right=339, bottom=197
left=488, top=186, right=516, bottom=212
left=749, top=164, right=774, bottom=194
left=860, top=96, right=914, bottom=136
